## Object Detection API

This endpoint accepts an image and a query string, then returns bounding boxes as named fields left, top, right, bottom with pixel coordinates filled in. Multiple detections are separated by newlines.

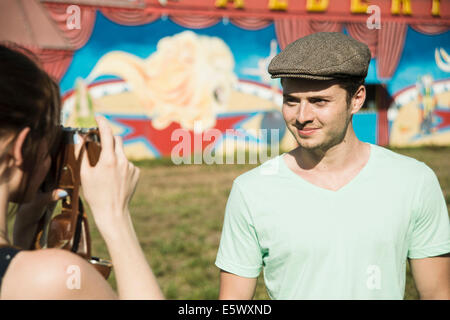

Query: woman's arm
left=98, top=209, right=164, bottom=299
left=9, top=116, right=163, bottom=300
left=79, top=116, right=164, bottom=300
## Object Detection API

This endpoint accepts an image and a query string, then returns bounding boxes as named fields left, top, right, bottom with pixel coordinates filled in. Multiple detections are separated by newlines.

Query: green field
left=84, top=146, right=450, bottom=300
left=47, top=147, right=450, bottom=299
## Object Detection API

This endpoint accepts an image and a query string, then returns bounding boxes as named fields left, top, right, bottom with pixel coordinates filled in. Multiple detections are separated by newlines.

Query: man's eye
left=311, top=99, right=327, bottom=105
left=283, top=98, right=297, bottom=105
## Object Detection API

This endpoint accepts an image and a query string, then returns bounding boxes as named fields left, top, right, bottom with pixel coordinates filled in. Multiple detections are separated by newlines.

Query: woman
left=0, top=44, right=164, bottom=299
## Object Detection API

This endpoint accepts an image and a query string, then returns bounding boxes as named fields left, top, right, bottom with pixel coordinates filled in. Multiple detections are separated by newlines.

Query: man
left=215, top=32, right=450, bottom=299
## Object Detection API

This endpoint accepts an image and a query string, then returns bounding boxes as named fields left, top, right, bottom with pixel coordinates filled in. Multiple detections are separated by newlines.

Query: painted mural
left=389, top=77, right=450, bottom=147
left=60, top=11, right=450, bottom=159
left=61, top=13, right=295, bottom=159
left=386, top=30, right=450, bottom=147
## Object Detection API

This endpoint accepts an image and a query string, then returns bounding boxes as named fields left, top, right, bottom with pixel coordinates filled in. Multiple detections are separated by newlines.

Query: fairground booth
left=1, top=0, right=449, bottom=160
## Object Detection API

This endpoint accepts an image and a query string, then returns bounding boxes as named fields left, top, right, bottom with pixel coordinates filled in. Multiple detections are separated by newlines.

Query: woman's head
left=0, top=43, right=62, bottom=203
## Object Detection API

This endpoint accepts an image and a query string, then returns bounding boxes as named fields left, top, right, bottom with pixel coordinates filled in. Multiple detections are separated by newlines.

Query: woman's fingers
left=74, top=133, right=86, bottom=161
left=133, top=166, right=140, bottom=185
left=78, top=140, right=92, bottom=172
left=18, top=188, right=67, bottom=218
left=79, top=117, right=138, bottom=224
left=53, top=189, right=69, bottom=201
left=80, top=118, right=128, bottom=173
left=114, top=135, right=127, bottom=161
left=96, top=115, right=115, bottom=162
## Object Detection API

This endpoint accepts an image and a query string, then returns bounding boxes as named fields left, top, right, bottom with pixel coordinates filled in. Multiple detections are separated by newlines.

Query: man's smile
left=295, top=126, right=320, bottom=136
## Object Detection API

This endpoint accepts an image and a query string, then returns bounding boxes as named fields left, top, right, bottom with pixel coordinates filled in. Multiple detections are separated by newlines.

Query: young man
left=215, top=32, right=450, bottom=299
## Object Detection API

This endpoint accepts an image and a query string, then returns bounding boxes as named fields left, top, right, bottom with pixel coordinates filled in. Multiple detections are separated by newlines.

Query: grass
left=89, top=146, right=449, bottom=300
left=10, top=146, right=449, bottom=299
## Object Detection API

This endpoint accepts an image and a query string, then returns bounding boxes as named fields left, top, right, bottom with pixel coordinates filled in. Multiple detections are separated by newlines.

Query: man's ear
left=10, top=127, right=31, bottom=167
left=350, top=85, right=366, bottom=114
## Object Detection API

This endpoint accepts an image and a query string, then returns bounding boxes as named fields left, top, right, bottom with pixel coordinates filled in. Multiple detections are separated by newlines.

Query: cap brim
left=270, top=73, right=337, bottom=81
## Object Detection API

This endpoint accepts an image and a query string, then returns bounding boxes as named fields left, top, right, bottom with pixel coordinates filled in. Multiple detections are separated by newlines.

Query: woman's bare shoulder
left=1, top=248, right=116, bottom=300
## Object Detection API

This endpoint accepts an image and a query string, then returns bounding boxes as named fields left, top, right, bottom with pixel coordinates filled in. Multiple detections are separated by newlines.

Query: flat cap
left=268, top=32, right=371, bottom=80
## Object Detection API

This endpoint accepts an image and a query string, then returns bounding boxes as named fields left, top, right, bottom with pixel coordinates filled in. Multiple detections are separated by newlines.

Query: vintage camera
left=40, top=126, right=101, bottom=191
left=35, top=126, right=112, bottom=279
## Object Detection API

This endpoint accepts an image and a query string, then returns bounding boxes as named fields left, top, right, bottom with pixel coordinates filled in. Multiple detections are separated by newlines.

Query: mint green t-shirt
left=215, top=144, right=450, bottom=299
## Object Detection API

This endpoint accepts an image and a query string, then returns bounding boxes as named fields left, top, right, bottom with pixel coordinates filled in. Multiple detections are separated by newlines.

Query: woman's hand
left=80, top=116, right=164, bottom=300
left=17, top=189, right=67, bottom=221
left=80, top=116, right=140, bottom=238
left=13, top=189, right=68, bottom=249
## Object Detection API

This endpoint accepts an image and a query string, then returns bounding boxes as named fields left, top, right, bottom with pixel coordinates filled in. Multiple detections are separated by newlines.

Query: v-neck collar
left=280, top=143, right=375, bottom=194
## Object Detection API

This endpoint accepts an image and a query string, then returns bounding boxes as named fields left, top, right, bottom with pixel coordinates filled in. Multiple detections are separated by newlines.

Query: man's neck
left=292, top=132, right=367, bottom=173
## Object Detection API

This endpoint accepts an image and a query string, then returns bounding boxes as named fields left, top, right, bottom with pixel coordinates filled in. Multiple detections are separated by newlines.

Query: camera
left=34, top=126, right=112, bottom=279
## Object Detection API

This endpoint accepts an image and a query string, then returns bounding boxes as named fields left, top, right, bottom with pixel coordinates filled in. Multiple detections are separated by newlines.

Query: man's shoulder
left=233, top=155, right=284, bottom=188
left=371, top=144, right=431, bottom=175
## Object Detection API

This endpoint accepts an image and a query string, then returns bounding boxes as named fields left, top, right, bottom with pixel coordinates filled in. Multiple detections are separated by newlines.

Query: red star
left=113, top=115, right=249, bottom=157
left=434, top=109, right=450, bottom=131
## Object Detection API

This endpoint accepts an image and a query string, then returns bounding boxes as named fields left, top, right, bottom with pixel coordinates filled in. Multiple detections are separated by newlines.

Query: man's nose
left=296, top=102, right=315, bottom=125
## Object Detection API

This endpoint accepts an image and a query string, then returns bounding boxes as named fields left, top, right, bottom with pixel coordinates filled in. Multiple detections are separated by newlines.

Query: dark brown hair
left=336, top=77, right=365, bottom=107
left=0, top=43, right=62, bottom=205
left=280, top=76, right=365, bottom=107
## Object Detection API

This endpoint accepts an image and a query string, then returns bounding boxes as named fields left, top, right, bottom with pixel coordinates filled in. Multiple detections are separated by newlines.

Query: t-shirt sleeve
left=215, top=181, right=263, bottom=278
left=407, top=164, right=450, bottom=259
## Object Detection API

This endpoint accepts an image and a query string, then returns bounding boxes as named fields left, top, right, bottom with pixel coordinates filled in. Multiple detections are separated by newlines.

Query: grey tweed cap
left=268, top=32, right=371, bottom=80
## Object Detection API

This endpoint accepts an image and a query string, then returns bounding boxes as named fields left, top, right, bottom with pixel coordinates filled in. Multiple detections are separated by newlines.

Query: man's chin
left=293, top=135, right=324, bottom=150
left=297, top=140, right=323, bottom=150
left=296, top=136, right=346, bottom=153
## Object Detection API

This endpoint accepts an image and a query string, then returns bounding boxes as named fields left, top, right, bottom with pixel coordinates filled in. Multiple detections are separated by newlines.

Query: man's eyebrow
left=282, top=93, right=332, bottom=99
left=308, top=95, right=332, bottom=100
